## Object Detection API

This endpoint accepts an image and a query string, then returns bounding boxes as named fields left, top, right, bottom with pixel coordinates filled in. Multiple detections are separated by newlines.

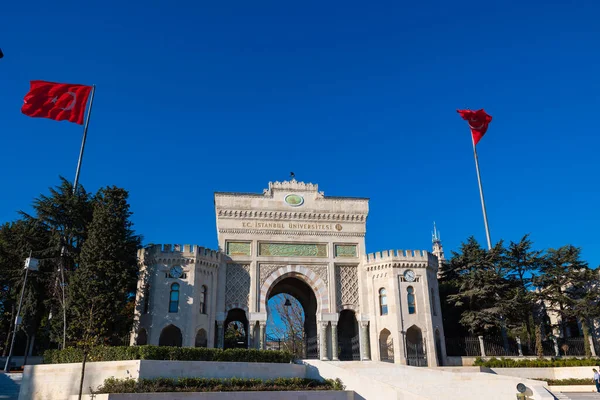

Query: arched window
left=169, top=283, right=180, bottom=313
left=379, top=288, right=388, bottom=316
left=407, top=286, right=416, bottom=314
left=195, top=329, right=207, bottom=347
left=430, top=288, right=437, bottom=316
left=199, top=285, right=207, bottom=314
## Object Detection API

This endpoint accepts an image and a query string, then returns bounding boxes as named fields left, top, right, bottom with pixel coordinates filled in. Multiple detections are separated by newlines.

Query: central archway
left=266, top=276, right=319, bottom=359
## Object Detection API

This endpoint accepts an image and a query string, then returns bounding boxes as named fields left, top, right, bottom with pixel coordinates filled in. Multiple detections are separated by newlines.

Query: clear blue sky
left=2, top=1, right=599, bottom=267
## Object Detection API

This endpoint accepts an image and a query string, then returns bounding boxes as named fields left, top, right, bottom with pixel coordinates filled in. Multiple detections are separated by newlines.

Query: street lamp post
left=4, top=255, right=38, bottom=373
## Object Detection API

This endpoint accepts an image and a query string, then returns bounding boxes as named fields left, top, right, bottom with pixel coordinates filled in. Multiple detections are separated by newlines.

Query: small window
left=431, top=288, right=437, bottom=316
left=199, top=285, right=207, bottom=314
left=407, top=286, right=416, bottom=314
left=379, top=288, right=388, bottom=316
left=143, top=284, right=150, bottom=314
left=169, top=283, right=180, bottom=313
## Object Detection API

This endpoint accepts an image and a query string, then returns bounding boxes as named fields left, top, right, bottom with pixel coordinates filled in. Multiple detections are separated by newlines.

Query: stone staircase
left=303, top=360, right=556, bottom=400
left=0, top=373, right=22, bottom=400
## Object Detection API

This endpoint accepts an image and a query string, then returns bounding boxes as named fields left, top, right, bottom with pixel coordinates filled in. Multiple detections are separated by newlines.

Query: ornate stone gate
left=131, top=179, right=447, bottom=365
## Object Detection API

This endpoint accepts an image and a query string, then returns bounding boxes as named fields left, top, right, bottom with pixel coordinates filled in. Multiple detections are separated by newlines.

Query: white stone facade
left=131, top=179, right=446, bottom=366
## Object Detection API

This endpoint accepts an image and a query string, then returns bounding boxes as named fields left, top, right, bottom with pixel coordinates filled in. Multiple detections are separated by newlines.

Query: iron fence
left=559, top=337, right=586, bottom=356
left=482, top=336, right=519, bottom=357
left=445, top=336, right=481, bottom=357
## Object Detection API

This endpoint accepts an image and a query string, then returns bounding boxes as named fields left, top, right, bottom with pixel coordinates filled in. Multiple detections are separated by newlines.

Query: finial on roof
left=432, top=222, right=441, bottom=243
left=290, top=172, right=295, bottom=181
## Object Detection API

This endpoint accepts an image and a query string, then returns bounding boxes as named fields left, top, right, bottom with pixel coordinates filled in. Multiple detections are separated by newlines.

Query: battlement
left=267, top=179, right=318, bottom=193
left=140, top=244, right=221, bottom=260
left=365, top=249, right=438, bottom=265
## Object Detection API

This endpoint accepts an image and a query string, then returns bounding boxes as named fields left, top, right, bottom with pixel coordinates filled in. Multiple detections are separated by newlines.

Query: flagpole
left=72, top=84, right=96, bottom=195
left=58, top=84, right=95, bottom=349
left=472, top=136, right=492, bottom=250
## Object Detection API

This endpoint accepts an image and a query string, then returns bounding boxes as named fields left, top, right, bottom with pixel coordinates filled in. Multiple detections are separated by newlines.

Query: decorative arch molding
left=259, top=265, right=329, bottom=313
left=225, top=303, right=249, bottom=316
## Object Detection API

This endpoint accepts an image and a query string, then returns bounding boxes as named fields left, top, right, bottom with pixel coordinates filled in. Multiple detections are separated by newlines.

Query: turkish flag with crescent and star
left=457, top=109, right=492, bottom=146
left=21, top=80, right=92, bottom=125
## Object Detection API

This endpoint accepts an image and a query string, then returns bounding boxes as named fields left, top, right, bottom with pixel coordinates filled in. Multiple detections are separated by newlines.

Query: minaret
left=432, top=222, right=445, bottom=277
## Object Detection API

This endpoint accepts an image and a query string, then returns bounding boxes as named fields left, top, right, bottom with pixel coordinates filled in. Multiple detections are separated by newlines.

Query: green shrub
left=473, top=357, right=600, bottom=368
left=545, top=378, right=595, bottom=386
left=44, top=345, right=295, bottom=364
left=95, top=377, right=342, bottom=394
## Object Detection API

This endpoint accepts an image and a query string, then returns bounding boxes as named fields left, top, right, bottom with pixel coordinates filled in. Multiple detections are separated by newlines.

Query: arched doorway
left=159, top=324, right=182, bottom=347
left=267, top=277, right=318, bottom=359
left=195, top=329, right=207, bottom=347
left=136, top=328, right=148, bottom=345
left=224, top=308, right=248, bottom=349
left=379, top=328, right=393, bottom=362
left=406, top=325, right=426, bottom=366
left=338, top=309, right=359, bottom=360
left=435, top=329, right=443, bottom=366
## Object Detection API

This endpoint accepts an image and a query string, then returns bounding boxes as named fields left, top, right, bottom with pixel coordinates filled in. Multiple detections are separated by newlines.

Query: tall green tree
left=0, top=220, right=51, bottom=357
left=67, top=186, right=141, bottom=345
left=534, top=245, right=590, bottom=339
left=446, top=237, right=515, bottom=336
left=503, top=234, right=542, bottom=345
left=20, top=177, right=94, bottom=346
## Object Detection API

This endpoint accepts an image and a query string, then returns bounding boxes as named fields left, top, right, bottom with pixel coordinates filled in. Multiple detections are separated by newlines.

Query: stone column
left=248, top=321, right=255, bottom=349
left=331, top=322, right=339, bottom=361
left=320, top=322, right=329, bottom=361
left=360, top=321, right=371, bottom=361
left=216, top=321, right=224, bottom=349
left=516, top=337, right=523, bottom=357
left=259, top=322, right=266, bottom=350
left=478, top=335, right=486, bottom=357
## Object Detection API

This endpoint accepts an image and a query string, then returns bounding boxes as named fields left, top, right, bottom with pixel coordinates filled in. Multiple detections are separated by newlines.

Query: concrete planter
left=19, top=360, right=307, bottom=400
left=548, top=385, right=597, bottom=393
left=70, top=392, right=355, bottom=400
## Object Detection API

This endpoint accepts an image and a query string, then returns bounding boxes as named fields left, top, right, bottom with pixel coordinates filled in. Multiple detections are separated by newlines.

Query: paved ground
left=0, top=373, right=21, bottom=400
left=554, top=393, right=600, bottom=400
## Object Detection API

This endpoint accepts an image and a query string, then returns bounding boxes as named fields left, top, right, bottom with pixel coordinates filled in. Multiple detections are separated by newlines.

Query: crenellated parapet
left=138, top=244, right=222, bottom=268
left=364, top=249, right=439, bottom=271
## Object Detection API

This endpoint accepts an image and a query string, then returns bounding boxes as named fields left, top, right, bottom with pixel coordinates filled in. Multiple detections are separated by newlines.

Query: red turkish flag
left=457, top=109, right=492, bottom=146
left=22, top=80, right=92, bottom=125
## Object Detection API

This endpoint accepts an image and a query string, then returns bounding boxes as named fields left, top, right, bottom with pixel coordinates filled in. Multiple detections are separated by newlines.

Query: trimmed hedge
left=545, top=378, right=595, bottom=386
left=95, top=377, right=345, bottom=394
left=473, top=357, right=600, bottom=368
left=43, top=345, right=295, bottom=364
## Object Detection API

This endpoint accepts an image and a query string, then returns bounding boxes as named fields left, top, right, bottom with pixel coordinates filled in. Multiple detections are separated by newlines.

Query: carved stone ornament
left=336, top=265, right=359, bottom=310
left=225, top=264, right=250, bottom=308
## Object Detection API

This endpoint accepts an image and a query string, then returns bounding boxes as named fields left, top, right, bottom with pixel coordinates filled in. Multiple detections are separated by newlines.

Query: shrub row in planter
left=473, top=357, right=600, bottom=368
left=95, top=377, right=345, bottom=394
left=43, top=346, right=295, bottom=364
left=544, top=378, right=595, bottom=386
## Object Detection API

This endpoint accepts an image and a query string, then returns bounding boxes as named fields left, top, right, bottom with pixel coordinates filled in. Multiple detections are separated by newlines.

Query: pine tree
left=20, top=177, right=94, bottom=346
left=446, top=237, right=513, bottom=336
left=67, top=186, right=141, bottom=345
left=503, top=234, right=542, bottom=348
left=534, top=245, right=589, bottom=339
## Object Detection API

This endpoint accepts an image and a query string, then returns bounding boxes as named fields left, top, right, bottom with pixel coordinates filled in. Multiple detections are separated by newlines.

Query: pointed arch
left=259, top=265, right=328, bottom=313
left=159, top=324, right=182, bottom=347
left=195, top=328, right=208, bottom=347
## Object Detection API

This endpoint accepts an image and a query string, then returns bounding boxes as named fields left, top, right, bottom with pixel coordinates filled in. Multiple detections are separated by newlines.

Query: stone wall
left=19, top=361, right=307, bottom=400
